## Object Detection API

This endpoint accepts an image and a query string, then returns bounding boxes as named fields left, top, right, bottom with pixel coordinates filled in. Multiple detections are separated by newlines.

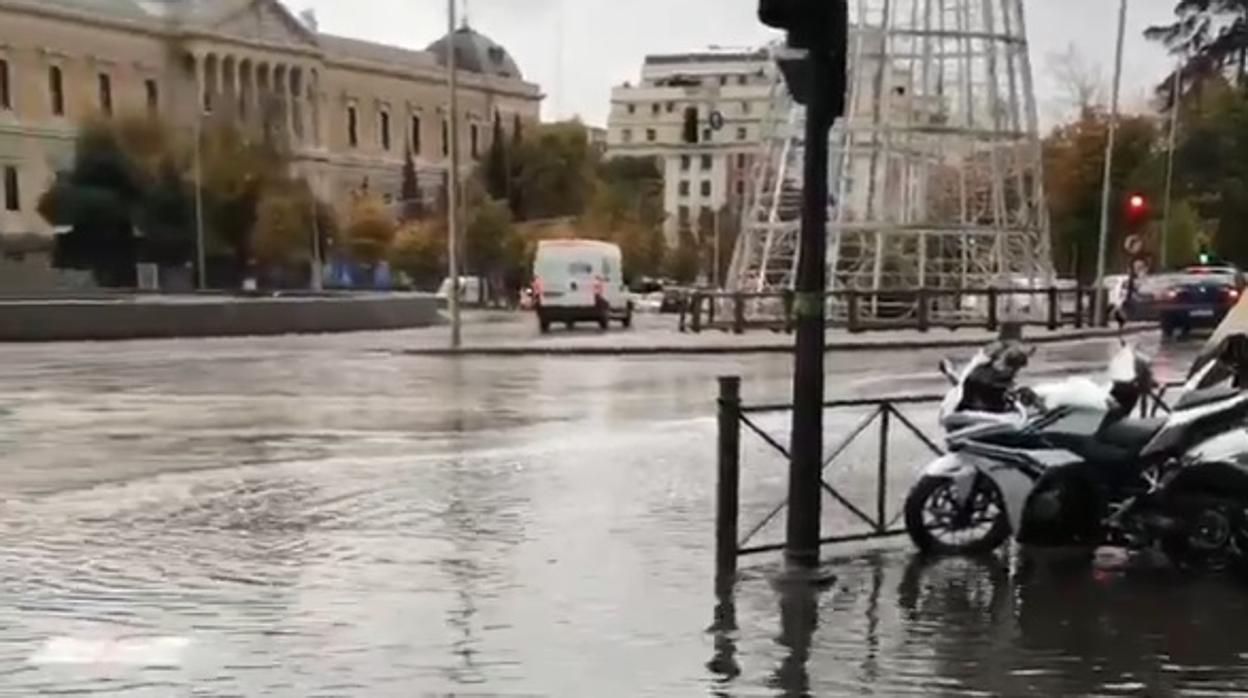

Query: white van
left=532, top=239, right=633, bottom=332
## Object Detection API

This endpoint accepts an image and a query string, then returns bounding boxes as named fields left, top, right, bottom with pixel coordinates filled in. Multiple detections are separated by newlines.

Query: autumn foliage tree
left=346, top=193, right=398, bottom=267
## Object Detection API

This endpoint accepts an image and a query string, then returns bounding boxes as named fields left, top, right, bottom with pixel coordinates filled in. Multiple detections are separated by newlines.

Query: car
left=1150, top=268, right=1244, bottom=338
left=532, top=239, right=633, bottom=332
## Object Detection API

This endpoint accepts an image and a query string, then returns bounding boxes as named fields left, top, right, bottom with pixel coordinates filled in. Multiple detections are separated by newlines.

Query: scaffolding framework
left=728, top=0, right=1052, bottom=321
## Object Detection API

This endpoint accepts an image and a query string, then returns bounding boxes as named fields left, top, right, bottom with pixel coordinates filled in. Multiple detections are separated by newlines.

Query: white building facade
left=605, top=50, right=775, bottom=245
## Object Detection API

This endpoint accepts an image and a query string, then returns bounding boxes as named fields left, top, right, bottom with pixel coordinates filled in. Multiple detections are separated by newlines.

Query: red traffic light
left=1128, top=194, right=1146, bottom=212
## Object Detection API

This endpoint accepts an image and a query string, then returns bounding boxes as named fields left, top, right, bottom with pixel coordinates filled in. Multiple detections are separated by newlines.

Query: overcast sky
left=282, top=0, right=1180, bottom=129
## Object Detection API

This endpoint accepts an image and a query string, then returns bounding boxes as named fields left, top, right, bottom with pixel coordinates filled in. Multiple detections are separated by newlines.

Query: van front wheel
left=621, top=304, right=634, bottom=329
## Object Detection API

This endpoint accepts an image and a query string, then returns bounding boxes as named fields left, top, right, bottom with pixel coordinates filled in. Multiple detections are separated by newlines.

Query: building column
left=235, top=56, right=245, bottom=120
left=191, top=52, right=205, bottom=116
left=308, top=72, right=320, bottom=148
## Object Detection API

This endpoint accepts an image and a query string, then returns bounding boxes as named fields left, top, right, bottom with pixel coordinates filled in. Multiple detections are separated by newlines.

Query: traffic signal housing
left=758, top=0, right=848, bottom=112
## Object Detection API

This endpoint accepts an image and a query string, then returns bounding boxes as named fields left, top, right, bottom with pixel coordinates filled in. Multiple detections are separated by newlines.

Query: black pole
left=785, top=16, right=840, bottom=570
left=717, top=376, right=742, bottom=585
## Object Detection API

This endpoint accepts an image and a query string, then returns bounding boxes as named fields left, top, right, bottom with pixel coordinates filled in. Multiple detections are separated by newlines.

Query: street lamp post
left=446, top=0, right=462, bottom=349
left=1161, top=56, right=1182, bottom=270
left=193, top=106, right=207, bottom=291
left=1093, top=0, right=1128, bottom=322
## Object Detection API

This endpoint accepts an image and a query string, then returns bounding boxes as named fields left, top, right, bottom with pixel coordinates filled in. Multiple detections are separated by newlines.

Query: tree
left=482, top=112, right=510, bottom=202
left=39, top=119, right=147, bottom=286
left=199, top=124, right=288, bottom=270
left=465, top=196, right=520, bottom=303
left=391, top=219, right=447, bottom=289
left=1167, top=86, right=1248, bottom=263
left=666, top=229, right=701, bottom=284
left=1042, top=109, right=1158, bottom=280
left=1046, top=43, right=1105, bottom=120
left=509, top=120, right=597, bottom=220
left=345, top=193, right=398, bottom=266
left=1146, top=1, right=1248, bottom=101
left=581, top=156, right=666, bottom=280
left=399, top=147, right=424, bottom=221
left=251, top=185, right=312, bottom=270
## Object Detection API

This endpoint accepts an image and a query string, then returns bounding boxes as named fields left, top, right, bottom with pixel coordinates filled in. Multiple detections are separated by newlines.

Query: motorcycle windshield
left=941, top=350, right=991, bottom=420
left=1108, top=345, right=1138, bottom=383
left=1033, top=377, right=1110, bottom=411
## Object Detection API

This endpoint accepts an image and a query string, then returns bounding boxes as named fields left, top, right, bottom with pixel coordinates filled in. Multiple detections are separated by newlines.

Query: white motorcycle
left=906, top=343, right=1248, bottom=566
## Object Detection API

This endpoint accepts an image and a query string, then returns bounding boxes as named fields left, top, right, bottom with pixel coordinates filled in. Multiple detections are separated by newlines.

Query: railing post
left=1047, top=286, right=1060, bottom=331
left=783, top=289, right=796, bottom=334
left=916, top=288, right=930, bottom=332
left=716, top=376, right=742, bottom=584
left=733, top=293, right=746, bottom=334
left=847, top=290, right=861, bottom=333
left=986, top=288, right=998, bottom=332
left=877, top=404, right=890, bottom=533
left=707, top=293, right=718, bottom=329
left=691, top=292, right=704, bottom=333
left=1074, top=286, right=1086, bottom=329
left=1097, top=288, right=1110, bottom=327
left=679, top=293, right=689, bottom=333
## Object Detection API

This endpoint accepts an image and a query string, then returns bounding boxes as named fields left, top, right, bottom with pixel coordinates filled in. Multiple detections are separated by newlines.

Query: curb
left=393, top=325, right=1157, bottom=358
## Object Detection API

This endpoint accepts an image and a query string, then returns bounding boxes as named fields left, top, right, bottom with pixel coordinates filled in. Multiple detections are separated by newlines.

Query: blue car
left=1152, top=266, right=1245, bottom=338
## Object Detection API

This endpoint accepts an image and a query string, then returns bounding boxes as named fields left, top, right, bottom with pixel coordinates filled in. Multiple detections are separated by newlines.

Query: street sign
left=709, top=111, right=725, bottom=131
left=1123, top=234, right=1143, bottom=256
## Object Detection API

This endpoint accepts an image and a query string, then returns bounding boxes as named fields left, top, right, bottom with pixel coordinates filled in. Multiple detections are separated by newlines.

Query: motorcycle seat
left=1097, top=417, right=1166, bottom=454
left=1175, top=385, right=1240, bottom=411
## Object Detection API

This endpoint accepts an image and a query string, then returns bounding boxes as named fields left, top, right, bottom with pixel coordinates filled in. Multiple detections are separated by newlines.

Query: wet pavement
left=0, top=320, right=1234, bottom=696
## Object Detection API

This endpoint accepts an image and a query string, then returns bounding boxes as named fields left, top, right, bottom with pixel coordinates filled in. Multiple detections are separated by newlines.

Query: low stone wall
left=0, top=294, right=442, bottom=342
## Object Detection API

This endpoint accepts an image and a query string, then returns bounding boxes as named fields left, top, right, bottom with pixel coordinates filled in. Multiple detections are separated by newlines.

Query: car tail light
left=1228, top=287, right=1241, bottom=301
left=1162, top=288, right=1179, bottom=301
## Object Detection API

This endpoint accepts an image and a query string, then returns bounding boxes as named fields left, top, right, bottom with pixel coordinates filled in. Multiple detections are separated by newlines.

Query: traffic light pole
left=784, top=21, right=837, bottom=570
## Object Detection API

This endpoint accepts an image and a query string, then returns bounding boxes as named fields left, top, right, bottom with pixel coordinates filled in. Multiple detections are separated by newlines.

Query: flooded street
left=0, top=321, right=1236, bottom=696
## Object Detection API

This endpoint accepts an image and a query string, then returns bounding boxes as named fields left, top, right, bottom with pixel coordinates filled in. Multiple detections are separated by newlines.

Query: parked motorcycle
left=906, top=342, right=1248, bottom=571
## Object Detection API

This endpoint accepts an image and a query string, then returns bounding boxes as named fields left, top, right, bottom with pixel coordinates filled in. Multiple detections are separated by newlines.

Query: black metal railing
left=715, top=376, right=1182, bottom=581
left=683, top=286, right=1110, bottom=335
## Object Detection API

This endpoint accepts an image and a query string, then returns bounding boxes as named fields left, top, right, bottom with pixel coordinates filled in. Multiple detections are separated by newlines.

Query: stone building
left=0, top=0, right=542, bottom=242
left=605, top=50, right=774, bottom=245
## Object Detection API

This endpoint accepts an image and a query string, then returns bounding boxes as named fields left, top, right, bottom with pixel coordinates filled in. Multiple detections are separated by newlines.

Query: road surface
left=0, top=322, right=1238, bottom=696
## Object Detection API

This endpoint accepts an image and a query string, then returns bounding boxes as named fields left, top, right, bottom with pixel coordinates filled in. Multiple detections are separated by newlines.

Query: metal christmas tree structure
left=728, top=0, right=1052, bottom=321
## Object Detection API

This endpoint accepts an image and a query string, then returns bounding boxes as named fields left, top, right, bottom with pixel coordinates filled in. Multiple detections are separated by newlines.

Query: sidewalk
left=396, top=311, right=1154, bottom=357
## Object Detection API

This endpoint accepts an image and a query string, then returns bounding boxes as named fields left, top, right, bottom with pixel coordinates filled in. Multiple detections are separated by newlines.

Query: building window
left=736, top=180, right=746, bottom=197
left=737, top=153, right=748, bottom=168
left=347, top=106, right=359, bottom=147
left=703, top=128, right=713, bottom=142
left=680, top=155, right=690, bottom=172
left=98, top=73, right=112, bottom=116
left=49, top=66, right=64, bottom=116
left=441, top=118, right=449, bottom=156
left=145, top=79, right=159, bottom=114
left=380, top=110, right=391, bottom=151
left=679, top=180, right=690, bottom=197
left=645, top=128, right=656, bottom=142
left=720, top=76, right=728, bottom=86
left=666, top=102, right=675, bottom=113
left=738, top=75, right=748, bottom=86
left=678, top=205, right=690, bottom=230
left=513, top=113, right=522, bottom=137
left=471, top=123, right=480, bottom=158
left=742, top=101, right=752, bottom=115
left=0, top=59, right=9, bottom=110
left=737, top=127, right=748, bottom=141
left=411, top=115, right=422, bottom=154
left=701, top=154, right=713, bottom=171
left=3, top=166, right=17, bottom=212
left=622, top=128, right=633, bottom=144
left=701, top=180, right=712, bottom=197
left=651, top=103, right=660, bottom=116
left=627, top=103, right=636, bottom=115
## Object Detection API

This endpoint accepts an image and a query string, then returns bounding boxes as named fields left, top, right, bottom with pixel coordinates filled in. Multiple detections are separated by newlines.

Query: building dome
left=426, top=26, right=522, bottom=80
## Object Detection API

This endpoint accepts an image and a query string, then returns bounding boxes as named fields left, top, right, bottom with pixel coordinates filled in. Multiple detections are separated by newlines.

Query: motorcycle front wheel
left=905, top=474, right=1011, bottom=556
